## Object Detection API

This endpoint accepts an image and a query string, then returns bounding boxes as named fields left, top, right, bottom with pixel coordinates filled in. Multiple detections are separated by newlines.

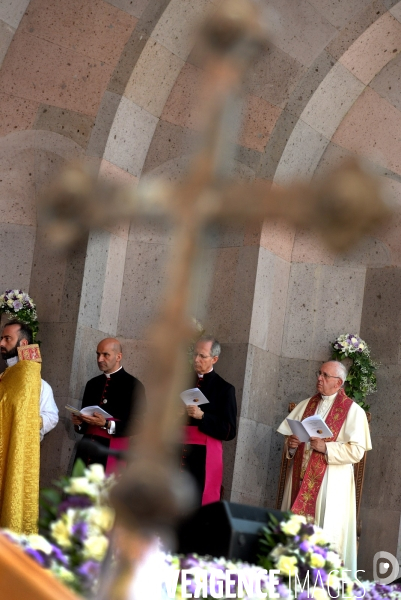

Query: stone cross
left=37, top=0, right=388, bottom=597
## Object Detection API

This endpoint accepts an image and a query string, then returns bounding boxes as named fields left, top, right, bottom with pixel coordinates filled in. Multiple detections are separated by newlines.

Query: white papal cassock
left=277, top=392, right=372, bottom=578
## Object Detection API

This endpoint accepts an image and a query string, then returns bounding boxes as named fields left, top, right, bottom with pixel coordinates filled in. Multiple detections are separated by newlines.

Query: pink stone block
left=0, top=92, right=38, bottom=137
left=20, top=0, right=137, bottom=67
left=238, top=95, right=281, bottom=152
left=161, top=63, right=204, bottom=131
left=339, top=12, right=401, bottom=85
left=0, top=131, right=36, bottom=226
left=332, top=87, right=401, bottom=176
left=260, top=220, right=296, bottom=263
left=0, top=31, right=114, bottom=116
left=291, top=229, right=336, bottom=265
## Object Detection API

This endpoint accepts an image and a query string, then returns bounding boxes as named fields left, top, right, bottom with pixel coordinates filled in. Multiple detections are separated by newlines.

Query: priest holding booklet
left=71, top=338, right=145, bottom=474
left=181, top=335, right=237, bottom=506
left=277, top=360, right=372, bottom=578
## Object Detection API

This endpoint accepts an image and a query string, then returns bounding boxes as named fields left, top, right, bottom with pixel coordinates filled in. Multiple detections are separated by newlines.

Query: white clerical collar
left=197, top=368, right=214, bottom=379
left=105, top=366, right=122, bottom=378
left=320, top=392, right=338, bottom=402
left=6, top=356, right=18, bottom=367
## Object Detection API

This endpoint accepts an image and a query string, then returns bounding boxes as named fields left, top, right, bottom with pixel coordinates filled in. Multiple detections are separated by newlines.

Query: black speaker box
left=177, top=501, right=285, bottom=564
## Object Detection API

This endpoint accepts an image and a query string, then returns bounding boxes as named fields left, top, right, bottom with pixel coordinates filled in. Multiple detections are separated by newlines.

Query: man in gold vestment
left=0, top=340, right=41, bottom=534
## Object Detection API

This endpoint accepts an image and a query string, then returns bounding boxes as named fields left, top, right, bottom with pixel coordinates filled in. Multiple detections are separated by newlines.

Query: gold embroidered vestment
left=0, top=360, right=41, bottom=533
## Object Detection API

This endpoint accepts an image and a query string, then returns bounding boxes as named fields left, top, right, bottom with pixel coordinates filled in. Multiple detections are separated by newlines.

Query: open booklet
left=180, top=388, right=210, bottom=406
left=287, top=414, right=333, bottom=443
left=65, top=404, right=113, bottom=419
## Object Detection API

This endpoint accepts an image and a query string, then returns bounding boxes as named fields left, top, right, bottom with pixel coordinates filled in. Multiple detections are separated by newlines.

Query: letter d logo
left=373, top=551, right=399, bottom=585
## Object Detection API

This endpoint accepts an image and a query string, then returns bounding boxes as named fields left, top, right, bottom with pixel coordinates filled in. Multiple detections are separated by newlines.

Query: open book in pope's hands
left=286, top=414, right=333, bottom=443
left=65, top=404, right=113, bottom=419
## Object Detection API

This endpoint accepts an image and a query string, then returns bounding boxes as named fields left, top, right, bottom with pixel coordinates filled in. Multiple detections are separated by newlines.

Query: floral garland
left=331, top=334, right=379, bottom=411
left=0, top=289, right=39, bottom=342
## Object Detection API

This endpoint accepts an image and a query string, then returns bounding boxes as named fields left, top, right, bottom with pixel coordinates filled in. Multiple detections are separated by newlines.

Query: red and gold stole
left=290, top=388, right=353, bottom=519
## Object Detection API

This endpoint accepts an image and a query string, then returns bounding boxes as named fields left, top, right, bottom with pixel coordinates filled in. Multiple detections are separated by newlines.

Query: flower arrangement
left=331, top=334, right=379, bottom=411
left=0, top=289, right=39, bottom=342
left=258, top=512, right=353, bottom=599
left=3, top=493, right=401, bottom=599
left=2, top=460, right=115, bottom=595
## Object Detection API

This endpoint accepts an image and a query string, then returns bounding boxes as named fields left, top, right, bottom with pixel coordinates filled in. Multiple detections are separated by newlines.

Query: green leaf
left=72, top=459, right=86, bottom=478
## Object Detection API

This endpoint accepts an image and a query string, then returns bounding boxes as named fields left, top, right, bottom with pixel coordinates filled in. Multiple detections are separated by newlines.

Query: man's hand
left=310, top=437, right=326, bottom=453
left=187, top=405, right=204, bottom=420
left=80, top=412, right=107, bottom=427
left=288, top=434, right=301, bottom=449
left=71, top=414, right=83, bottom=425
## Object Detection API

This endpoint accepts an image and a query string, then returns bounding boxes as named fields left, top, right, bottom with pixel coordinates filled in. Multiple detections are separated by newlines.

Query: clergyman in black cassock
left=182, top=336, right=237, bottom=505
left=73, top=338, right=145, bottom=471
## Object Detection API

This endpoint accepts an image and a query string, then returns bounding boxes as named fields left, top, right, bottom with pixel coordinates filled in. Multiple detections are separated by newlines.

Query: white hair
left=325, top=360, right=347, bottom=385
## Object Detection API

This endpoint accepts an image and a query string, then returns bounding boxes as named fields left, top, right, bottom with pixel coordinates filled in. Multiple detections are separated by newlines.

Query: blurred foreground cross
left=38, top=0, right=388, bottom=597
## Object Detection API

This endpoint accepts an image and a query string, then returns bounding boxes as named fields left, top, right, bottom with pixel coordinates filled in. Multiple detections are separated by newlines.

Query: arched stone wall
left=1, top=0, right=401, bottom=576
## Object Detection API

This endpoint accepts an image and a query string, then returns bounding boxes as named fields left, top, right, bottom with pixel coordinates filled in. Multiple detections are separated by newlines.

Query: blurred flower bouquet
left=331, top=334, right=378, bottom=411
left=258, top=513, right=353, bottom=599
left=0, top=289, right=39, bottom=341
left=2, top=460, right=115, bottom=595
left=257, top=513, right=401, bottom=600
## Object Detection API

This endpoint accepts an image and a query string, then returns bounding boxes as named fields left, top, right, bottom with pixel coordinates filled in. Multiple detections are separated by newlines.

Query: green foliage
left=72, top=458, right=86, bottom=478
left=331, top=334, right=379, bottom=412
left=257, top=512, right=291, bottom=570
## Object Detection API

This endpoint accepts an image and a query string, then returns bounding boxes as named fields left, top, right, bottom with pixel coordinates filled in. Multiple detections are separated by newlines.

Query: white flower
left=51, top=516, right=73, bottom=549
left=83, top=535, right=109, bottom=561
left=28, top=534, right=53, bottom=555
left=65, top=477, right=98, bottom=500
left=308, top=530, right=328, bottom=545
left=52, top=564, right=76, bottom=584
left=270, top=544, right=286, bottom=560
left=85, top=506, right=114, bottom=534
left=310, top=553, right=325, bottom=568
left=85, top=463, right=105, bottom=484
left=281, top=514, right=306, bottom=536
left=7, top=299, right=14, bottom=308
left=326, top=551, right=342, bottom=569
left=311, top=587, right=328, bottom=600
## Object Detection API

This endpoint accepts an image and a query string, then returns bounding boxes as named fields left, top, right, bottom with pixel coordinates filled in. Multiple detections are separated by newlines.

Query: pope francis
left=277, top=360, right=372, bottom=578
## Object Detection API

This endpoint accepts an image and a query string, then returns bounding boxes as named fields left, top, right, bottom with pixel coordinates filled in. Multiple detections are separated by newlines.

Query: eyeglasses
left=192, top=353, right=213, bottom=360
left=315, top=371, right=341, bottom=381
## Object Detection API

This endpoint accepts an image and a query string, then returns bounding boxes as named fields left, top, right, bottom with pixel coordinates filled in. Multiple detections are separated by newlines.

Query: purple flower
left=13, top=300, right=22, bottom=311
left=58, top=495, right=92, bottom=516
left=180, top=555, right=200, bottom=570
left=25, top=547, right=46, bottom=567
left=277, top=583, right=290, bottom=597
left=301, top=523, right=315, bottom=536
left=72, top=521, right=88, bottom=542
left=77, top=560, right=101, bottom=580
left=299, top=540, right=310, bottom=553
left=51, top=544, right=69, bottom=566
left=312, top=567, right=328, bottom=584
left=312, top=545, right=327, bottom=558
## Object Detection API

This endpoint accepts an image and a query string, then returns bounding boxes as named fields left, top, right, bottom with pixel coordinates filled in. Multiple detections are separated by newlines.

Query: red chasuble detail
left=290, top=388, right=353, bottom=519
